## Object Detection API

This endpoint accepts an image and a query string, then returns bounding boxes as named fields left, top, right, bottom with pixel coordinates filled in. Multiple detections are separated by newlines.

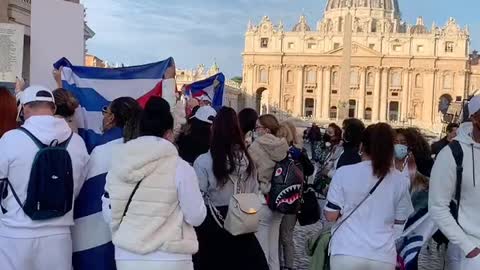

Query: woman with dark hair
left=403, top=128, right=434, bottom=178
left=105, top=97, right=206, bottom=270
left=313, top=123, right=344, bottom=195
left=79, top=97, right=142, bottom=153
left=176, top=106, right=217, bottom=164
left=336, top=118, right=365, bottom=170
left=193, top=107, right=268, bottom=270
left=249, top=114, right=289, bottom=270
left=73, top=98, right=143, bottom=270
left=53, top=88, right=80, bottom=133
left=324, top=123, right=413, bottom=270
left=0, top=87, right=18, bottom=138
left=238, top=108, right=258, bottom=147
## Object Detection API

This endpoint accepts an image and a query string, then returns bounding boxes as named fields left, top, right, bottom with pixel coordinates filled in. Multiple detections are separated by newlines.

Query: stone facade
left=176, top=63, right=243, bottom=111
left=1, top=0, right=94, bottom=80
left=242, top=0, right=474, bottom=129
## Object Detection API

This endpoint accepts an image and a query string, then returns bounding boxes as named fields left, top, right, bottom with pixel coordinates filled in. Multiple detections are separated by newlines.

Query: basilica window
left=259, top=69, right=268, bottom=83
left=364, top=108, right=373, bottom=121
left=445, top=42, right=454, bottom=53
left=371, top=19, right=378, bottom=33
left=369, top=44, right=375, bottom=49
left=338, top=17, right=343, bottom=32
left=348, top=100, right=357, bottom=118
left=417, top=45, right=424, bottom=53
left=307, top=70, right=316, bottom=84
left=415, top=74, right=423, bottom=88
left=332, top=71, right=339, bottom=86
left=390, top=72, right=402, bottom=87
left=260, top=38, right=269, bottom=48
left=307, top=43, right=317, bottom=49
left=288, top=42, right=295, bottom=49
left=334, top=43, right=340, bottom=50
left=304, top=98, right=315, bottom=117
left=286, top=70, right=293, bottom=84
left=393, top=45, right=402, bottom=52
left=330, top=106, right=338, bottom=120
left=443, top=74, right=453, bottom=89
left=389, top=101, right=400, bottom=122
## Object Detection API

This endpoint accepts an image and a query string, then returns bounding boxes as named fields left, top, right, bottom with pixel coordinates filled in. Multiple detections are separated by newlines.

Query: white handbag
left=209, top=176, right=261, bottom=236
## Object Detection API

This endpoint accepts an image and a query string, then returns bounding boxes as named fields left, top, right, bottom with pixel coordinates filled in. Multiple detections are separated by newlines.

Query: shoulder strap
left=18, top=127, right=46, bottom=149
left=119, top=180, right=143, bottom=224
left=0, top=178, right=24, bottom=214
left=332, top=175, right=385, bottom=236
left=448, top=140, right=464, bottom=221
left=58, top=133, right=74, bottom=149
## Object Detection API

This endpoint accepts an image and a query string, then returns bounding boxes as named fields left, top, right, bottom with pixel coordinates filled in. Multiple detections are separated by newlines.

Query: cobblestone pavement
left=292, top=220, right=447, bottom=270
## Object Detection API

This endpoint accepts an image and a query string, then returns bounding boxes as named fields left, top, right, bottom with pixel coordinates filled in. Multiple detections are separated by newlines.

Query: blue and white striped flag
left=397, top=209, right=438, bottom=270
left=53, top=57, right=175, bottom=153
left=52, top=58, right=174, bottom=270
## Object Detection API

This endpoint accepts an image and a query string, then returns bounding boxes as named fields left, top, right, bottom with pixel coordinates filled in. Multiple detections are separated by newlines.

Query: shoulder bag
left=209, top=175, right=262, bottom=236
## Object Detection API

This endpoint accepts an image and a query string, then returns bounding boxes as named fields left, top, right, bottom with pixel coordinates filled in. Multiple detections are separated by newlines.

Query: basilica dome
left=325, top=0, right=400, bottom=11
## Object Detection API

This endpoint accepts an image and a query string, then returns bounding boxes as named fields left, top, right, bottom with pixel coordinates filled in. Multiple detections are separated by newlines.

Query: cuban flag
left=53, top=57, right=176, bottom=152
left=53, top=57, right=175, bottom=270
left=183, top=72, right=225, bottom=110
left=396, top=208, right=438, bottom=270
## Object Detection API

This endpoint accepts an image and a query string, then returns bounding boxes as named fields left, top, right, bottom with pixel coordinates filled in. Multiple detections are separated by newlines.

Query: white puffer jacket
left=107, top=136, right=198, bottom=255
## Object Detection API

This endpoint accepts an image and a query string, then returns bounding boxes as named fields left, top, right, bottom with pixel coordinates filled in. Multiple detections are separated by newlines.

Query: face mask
left=323, top=133, right=331, bottom=142
left=394, top=144, right=409, bottom=160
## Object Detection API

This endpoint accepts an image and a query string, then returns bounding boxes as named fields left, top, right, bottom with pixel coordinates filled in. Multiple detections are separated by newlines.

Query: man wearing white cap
left=430, top=95, right=480, bottom=270
left=0, top=86, right=89, bottom=270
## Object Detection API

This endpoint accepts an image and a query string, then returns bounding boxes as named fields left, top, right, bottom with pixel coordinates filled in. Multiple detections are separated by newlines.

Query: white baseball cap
left=21, top=85, right=55, bottom=105
left=468, top=95, right=480, bottom=117
left=191, top=106, right=217, bottom=124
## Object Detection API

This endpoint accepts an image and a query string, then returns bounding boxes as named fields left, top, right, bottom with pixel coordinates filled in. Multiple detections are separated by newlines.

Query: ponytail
left=362, top=123, right=394, bottom=179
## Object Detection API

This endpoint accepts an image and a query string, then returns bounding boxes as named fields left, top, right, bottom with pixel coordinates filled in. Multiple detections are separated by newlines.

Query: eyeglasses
left=102, top=106, right=112, bottom=116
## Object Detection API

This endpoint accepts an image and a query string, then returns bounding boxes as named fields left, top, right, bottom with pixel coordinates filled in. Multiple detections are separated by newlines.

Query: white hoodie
left=0, top=115, right=89, bottom=238
left=429, top=122, right=480, bottom=254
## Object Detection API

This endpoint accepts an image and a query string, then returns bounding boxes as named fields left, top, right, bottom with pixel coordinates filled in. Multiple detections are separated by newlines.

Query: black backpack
left=432, top=140, right=464, bottom=245
left=268, top=156, right=304, bottom=214
left=0, top=128, right=74, bottom=220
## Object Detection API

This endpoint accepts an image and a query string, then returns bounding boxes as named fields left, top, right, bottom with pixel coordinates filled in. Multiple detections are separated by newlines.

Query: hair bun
left=144, top=96, right=170, bottom=115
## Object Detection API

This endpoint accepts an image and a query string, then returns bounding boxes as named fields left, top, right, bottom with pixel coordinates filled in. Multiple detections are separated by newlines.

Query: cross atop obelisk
left=338, top=3, right=353, bottom=120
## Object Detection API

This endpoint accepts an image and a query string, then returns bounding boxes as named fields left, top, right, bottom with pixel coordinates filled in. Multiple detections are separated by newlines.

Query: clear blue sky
left=81, top=0, right=479, bottom=78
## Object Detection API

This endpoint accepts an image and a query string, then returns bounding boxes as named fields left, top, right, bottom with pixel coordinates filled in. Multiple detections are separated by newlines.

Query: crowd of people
left=0, top=78, right=479, bottom=270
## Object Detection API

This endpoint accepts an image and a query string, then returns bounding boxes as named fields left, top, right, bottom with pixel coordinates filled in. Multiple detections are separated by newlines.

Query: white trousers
left=446, top=244, right=462, bottom=270
left=116, top=260, right=194, bottom=270
left=0, top=234, right=72, bottom=270
left=255, top=205, right=283, bottom=270
left=330, top=255, right=395, bottom=270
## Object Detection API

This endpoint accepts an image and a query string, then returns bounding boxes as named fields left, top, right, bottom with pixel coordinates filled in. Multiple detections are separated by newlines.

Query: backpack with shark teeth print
left=268, top=156, right=304, bottom=214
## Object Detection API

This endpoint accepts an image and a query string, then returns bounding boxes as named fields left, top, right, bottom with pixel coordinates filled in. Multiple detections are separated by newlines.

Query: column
left=295, top=66, right=304, bottom=117
left=322, top=66, right=332, bottom=119
left=372, top=68, right=381, bottom=122
left=422, top=69, right=435, bottom=124
left=271, top=65, right=282, bottom=111
left=401, top=69, right=411, bottom=122
left=379, top=67, right=389, bottom=121
left=244, top=64, right=256, bottom=109
left=315, top=66, right=324, bottom=120
left=358, top=67, right=367, bottom=120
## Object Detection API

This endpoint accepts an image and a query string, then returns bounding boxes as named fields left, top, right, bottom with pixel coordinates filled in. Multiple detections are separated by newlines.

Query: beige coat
left=107, top=136, right=198, bottom=255
left=249, top=134, right=289, bottom=194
